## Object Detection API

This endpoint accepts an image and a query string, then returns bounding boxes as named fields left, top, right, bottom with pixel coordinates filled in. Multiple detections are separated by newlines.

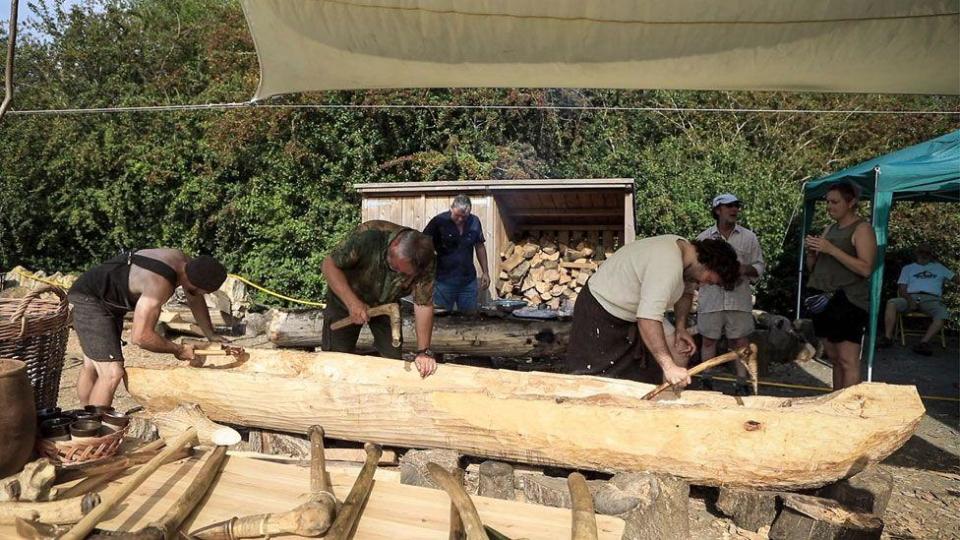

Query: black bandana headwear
left=185, top=256, right=227, bottom=293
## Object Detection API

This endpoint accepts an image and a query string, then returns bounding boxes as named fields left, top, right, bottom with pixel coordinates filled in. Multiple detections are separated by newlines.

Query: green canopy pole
left=795, top=191, right=815, bottom=320
left=865, top=168, right=892, bottom=382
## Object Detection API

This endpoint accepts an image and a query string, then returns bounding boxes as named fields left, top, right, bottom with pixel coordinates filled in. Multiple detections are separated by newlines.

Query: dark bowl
left=84, top=405, right=115, bottom=415
left=63, top=409, right=100, bottom=421
left=36, top=407, right=62, bottom=424
left=40, top=417, right=73, bottom=438
left=101, top=411, right=130, bottom=429
left=69, top=419, right=103, bottom=438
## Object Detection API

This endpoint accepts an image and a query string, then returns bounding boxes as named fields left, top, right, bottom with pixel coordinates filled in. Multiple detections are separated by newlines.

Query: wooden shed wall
left=362, top=194, right=498, bottom=300
left=357, top=180, right=636, bottom=301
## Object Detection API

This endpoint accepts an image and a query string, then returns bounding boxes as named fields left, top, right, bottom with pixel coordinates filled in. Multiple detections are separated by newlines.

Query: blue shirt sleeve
left=471, top=215, right=485, bottom=244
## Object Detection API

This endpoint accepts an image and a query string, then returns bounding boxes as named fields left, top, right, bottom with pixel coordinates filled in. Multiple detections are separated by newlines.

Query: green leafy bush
left=1, top=0, right=957, bottom=324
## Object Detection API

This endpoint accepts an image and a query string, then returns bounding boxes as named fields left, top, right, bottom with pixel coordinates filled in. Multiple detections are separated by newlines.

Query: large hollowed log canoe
left=125, top=350, right=924, bottom=489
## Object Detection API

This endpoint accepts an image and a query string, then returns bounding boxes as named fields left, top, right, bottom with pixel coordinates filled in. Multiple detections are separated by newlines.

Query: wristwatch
left=416, top=348, right=435, bottom=359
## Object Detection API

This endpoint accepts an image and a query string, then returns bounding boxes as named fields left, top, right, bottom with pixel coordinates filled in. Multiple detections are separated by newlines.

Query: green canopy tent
left=798, top=130, right=960, bottom=381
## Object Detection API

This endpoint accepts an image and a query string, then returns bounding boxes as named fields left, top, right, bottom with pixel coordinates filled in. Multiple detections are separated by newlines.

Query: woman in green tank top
left=804, top=182, right=877, bottom=390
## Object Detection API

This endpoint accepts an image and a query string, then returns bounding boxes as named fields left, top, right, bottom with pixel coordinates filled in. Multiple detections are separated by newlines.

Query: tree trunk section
left=716, top=487, right=780, bottom=532
left=478, top=461, right=515, bottom=501
left=268, top=309, right=570, bottom=357
left=769, top=494, right=883, bottom=540
left=598, top=473, right=690, bottom=540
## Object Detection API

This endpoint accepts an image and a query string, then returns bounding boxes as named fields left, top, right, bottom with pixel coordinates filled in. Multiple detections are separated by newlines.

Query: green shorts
left=888, top=294, right=950, bottom=321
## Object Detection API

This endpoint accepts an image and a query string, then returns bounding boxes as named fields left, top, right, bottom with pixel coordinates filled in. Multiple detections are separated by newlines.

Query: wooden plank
left=523, top=225, right=620, bottom=231
left=81, top=453, right=625, bottom=540
left=602, top=230, right=614, bottom=253
left=624, top=191, right=636, bottom=243
left=402, top=196, right=426, bottom=231
left=510, top=208, right=614, bottom=218
left=361, top=198, right=376, bottom=222
left=483, top=196, right=497, bottom=299
left=353, top=179, right=636, bottom=194
left=125, top=350, right=925, bottom=490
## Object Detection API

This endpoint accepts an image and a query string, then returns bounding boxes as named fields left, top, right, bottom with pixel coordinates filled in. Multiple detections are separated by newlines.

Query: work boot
left=877, top=335, right=894, bottom=348
left=912, top=341, right=933, bottom=357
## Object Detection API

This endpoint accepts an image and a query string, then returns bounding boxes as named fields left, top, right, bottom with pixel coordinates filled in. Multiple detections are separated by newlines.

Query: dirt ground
left=56, top=329, right=959, bottom=539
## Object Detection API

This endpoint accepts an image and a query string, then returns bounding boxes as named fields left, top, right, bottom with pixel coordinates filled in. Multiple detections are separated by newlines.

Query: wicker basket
left=36, top=426, right=127, bottom=467
left=0, top=286, right=71, bottom=410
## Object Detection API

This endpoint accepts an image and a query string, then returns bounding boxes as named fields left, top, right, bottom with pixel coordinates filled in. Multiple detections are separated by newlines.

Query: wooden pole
left=149, top=445, right=228, bottom=540
left=567, top=473, right=598, bottom=540
left=60, top=428, right=198, bottom=540
left=87, top=445, right=229, bottom=540
left=326, top=443, right=382, bottom=540
left=427, top=464, right=489, bottom=540
left=448, top=468, right=466, bottom=540
left=56, top=440, right=174, bottom=484
left=0, top=0, right=19, bottom=123
left=642, top=347, right=754, bottom=400
left=309, top=425, right=329, bottom=495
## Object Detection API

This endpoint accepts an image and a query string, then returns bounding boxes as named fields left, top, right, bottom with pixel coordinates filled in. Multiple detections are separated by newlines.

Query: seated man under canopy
left=879, top=245, right=957, bottom=356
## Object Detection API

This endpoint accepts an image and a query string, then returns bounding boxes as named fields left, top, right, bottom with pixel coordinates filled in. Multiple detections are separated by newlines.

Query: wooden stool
left=898, top=311, right=947, bottom=347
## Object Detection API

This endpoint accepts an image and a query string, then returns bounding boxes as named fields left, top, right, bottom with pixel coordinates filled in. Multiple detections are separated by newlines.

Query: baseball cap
left=711, top=193, right=741, bottom=208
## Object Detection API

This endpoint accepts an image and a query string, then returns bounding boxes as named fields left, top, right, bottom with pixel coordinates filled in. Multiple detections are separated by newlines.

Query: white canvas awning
left=240, top=0, right=960, bottom=100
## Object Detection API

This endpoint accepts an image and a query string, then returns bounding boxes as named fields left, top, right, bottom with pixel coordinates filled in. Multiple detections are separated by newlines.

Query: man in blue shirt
left=879, top=245, right=957, bottom=355
left=423, top=195, right=490, bottom=314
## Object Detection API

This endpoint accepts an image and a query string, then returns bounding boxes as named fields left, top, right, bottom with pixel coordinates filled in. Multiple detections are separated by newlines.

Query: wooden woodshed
left=354, top=179, right=637, bottom=298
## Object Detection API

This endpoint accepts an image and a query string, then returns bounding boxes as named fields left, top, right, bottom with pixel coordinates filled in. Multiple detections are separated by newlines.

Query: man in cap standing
left=696, top=193, right=765, bottom=395
left=69, top=249, right=235, bottom=407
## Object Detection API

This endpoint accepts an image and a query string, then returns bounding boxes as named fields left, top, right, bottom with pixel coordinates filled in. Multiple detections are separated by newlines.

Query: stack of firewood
left=497, top=237, right=608, bottom=310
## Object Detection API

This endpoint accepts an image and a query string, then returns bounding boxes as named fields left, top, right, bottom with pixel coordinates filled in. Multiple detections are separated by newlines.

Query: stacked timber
left=497, top=237, right=609, bottom=309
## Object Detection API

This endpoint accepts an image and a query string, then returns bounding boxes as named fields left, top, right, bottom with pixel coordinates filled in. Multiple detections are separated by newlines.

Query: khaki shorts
left=889, top=294, right=950, bottom=321
left=698, top=310, right=755, bottom=340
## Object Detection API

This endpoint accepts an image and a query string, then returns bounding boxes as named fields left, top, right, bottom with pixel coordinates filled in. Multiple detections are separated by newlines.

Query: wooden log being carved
left=124, top=349, right=924, bottom=490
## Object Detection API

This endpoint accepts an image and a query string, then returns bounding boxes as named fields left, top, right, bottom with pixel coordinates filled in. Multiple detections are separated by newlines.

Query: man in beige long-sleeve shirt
left=696, top=193, right=765, bottom=395
left=562, top=235, right=741, bottom=387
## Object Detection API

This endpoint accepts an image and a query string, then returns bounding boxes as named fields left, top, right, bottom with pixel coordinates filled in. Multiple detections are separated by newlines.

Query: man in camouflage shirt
left=321, top=220, right=439, bottom=377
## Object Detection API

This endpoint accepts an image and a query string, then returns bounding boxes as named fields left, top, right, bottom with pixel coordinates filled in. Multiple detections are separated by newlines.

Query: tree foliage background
left=1, top=0, right=958, bottom=322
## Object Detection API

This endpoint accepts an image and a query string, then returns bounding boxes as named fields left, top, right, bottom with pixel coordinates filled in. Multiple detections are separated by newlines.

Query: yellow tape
left=227, top=274, right=326, bottom=308
left=10, top=268, right=326, bottom=308
left=704, top=375, right=960, bottom=403
left=12, top=268, right=70, bottom=289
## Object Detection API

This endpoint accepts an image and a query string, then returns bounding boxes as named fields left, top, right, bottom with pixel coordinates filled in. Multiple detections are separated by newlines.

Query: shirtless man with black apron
left=68, top=249, right=232, bottom=406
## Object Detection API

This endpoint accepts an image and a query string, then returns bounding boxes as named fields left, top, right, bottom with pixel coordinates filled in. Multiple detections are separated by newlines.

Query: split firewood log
left=509, top=260, right=531, bottom=281
left=502, top=251, right=526, bottom=272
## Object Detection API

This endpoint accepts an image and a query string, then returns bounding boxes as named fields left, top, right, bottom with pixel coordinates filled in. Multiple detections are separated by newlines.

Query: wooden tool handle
left=642, top=349, right=748, bottom=401
left=330, top=316, right=357, bottom=331
left=60, top=428, right=198, bottom=540
left=568, top=472, right=598, bottom=540
left=427, top=464, right=489, bottom=540
left=309, top=426, right=329, bottom=495
left=330, top=304, right=398, bottom=332
left=326, top=442, right=383, bottom=540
